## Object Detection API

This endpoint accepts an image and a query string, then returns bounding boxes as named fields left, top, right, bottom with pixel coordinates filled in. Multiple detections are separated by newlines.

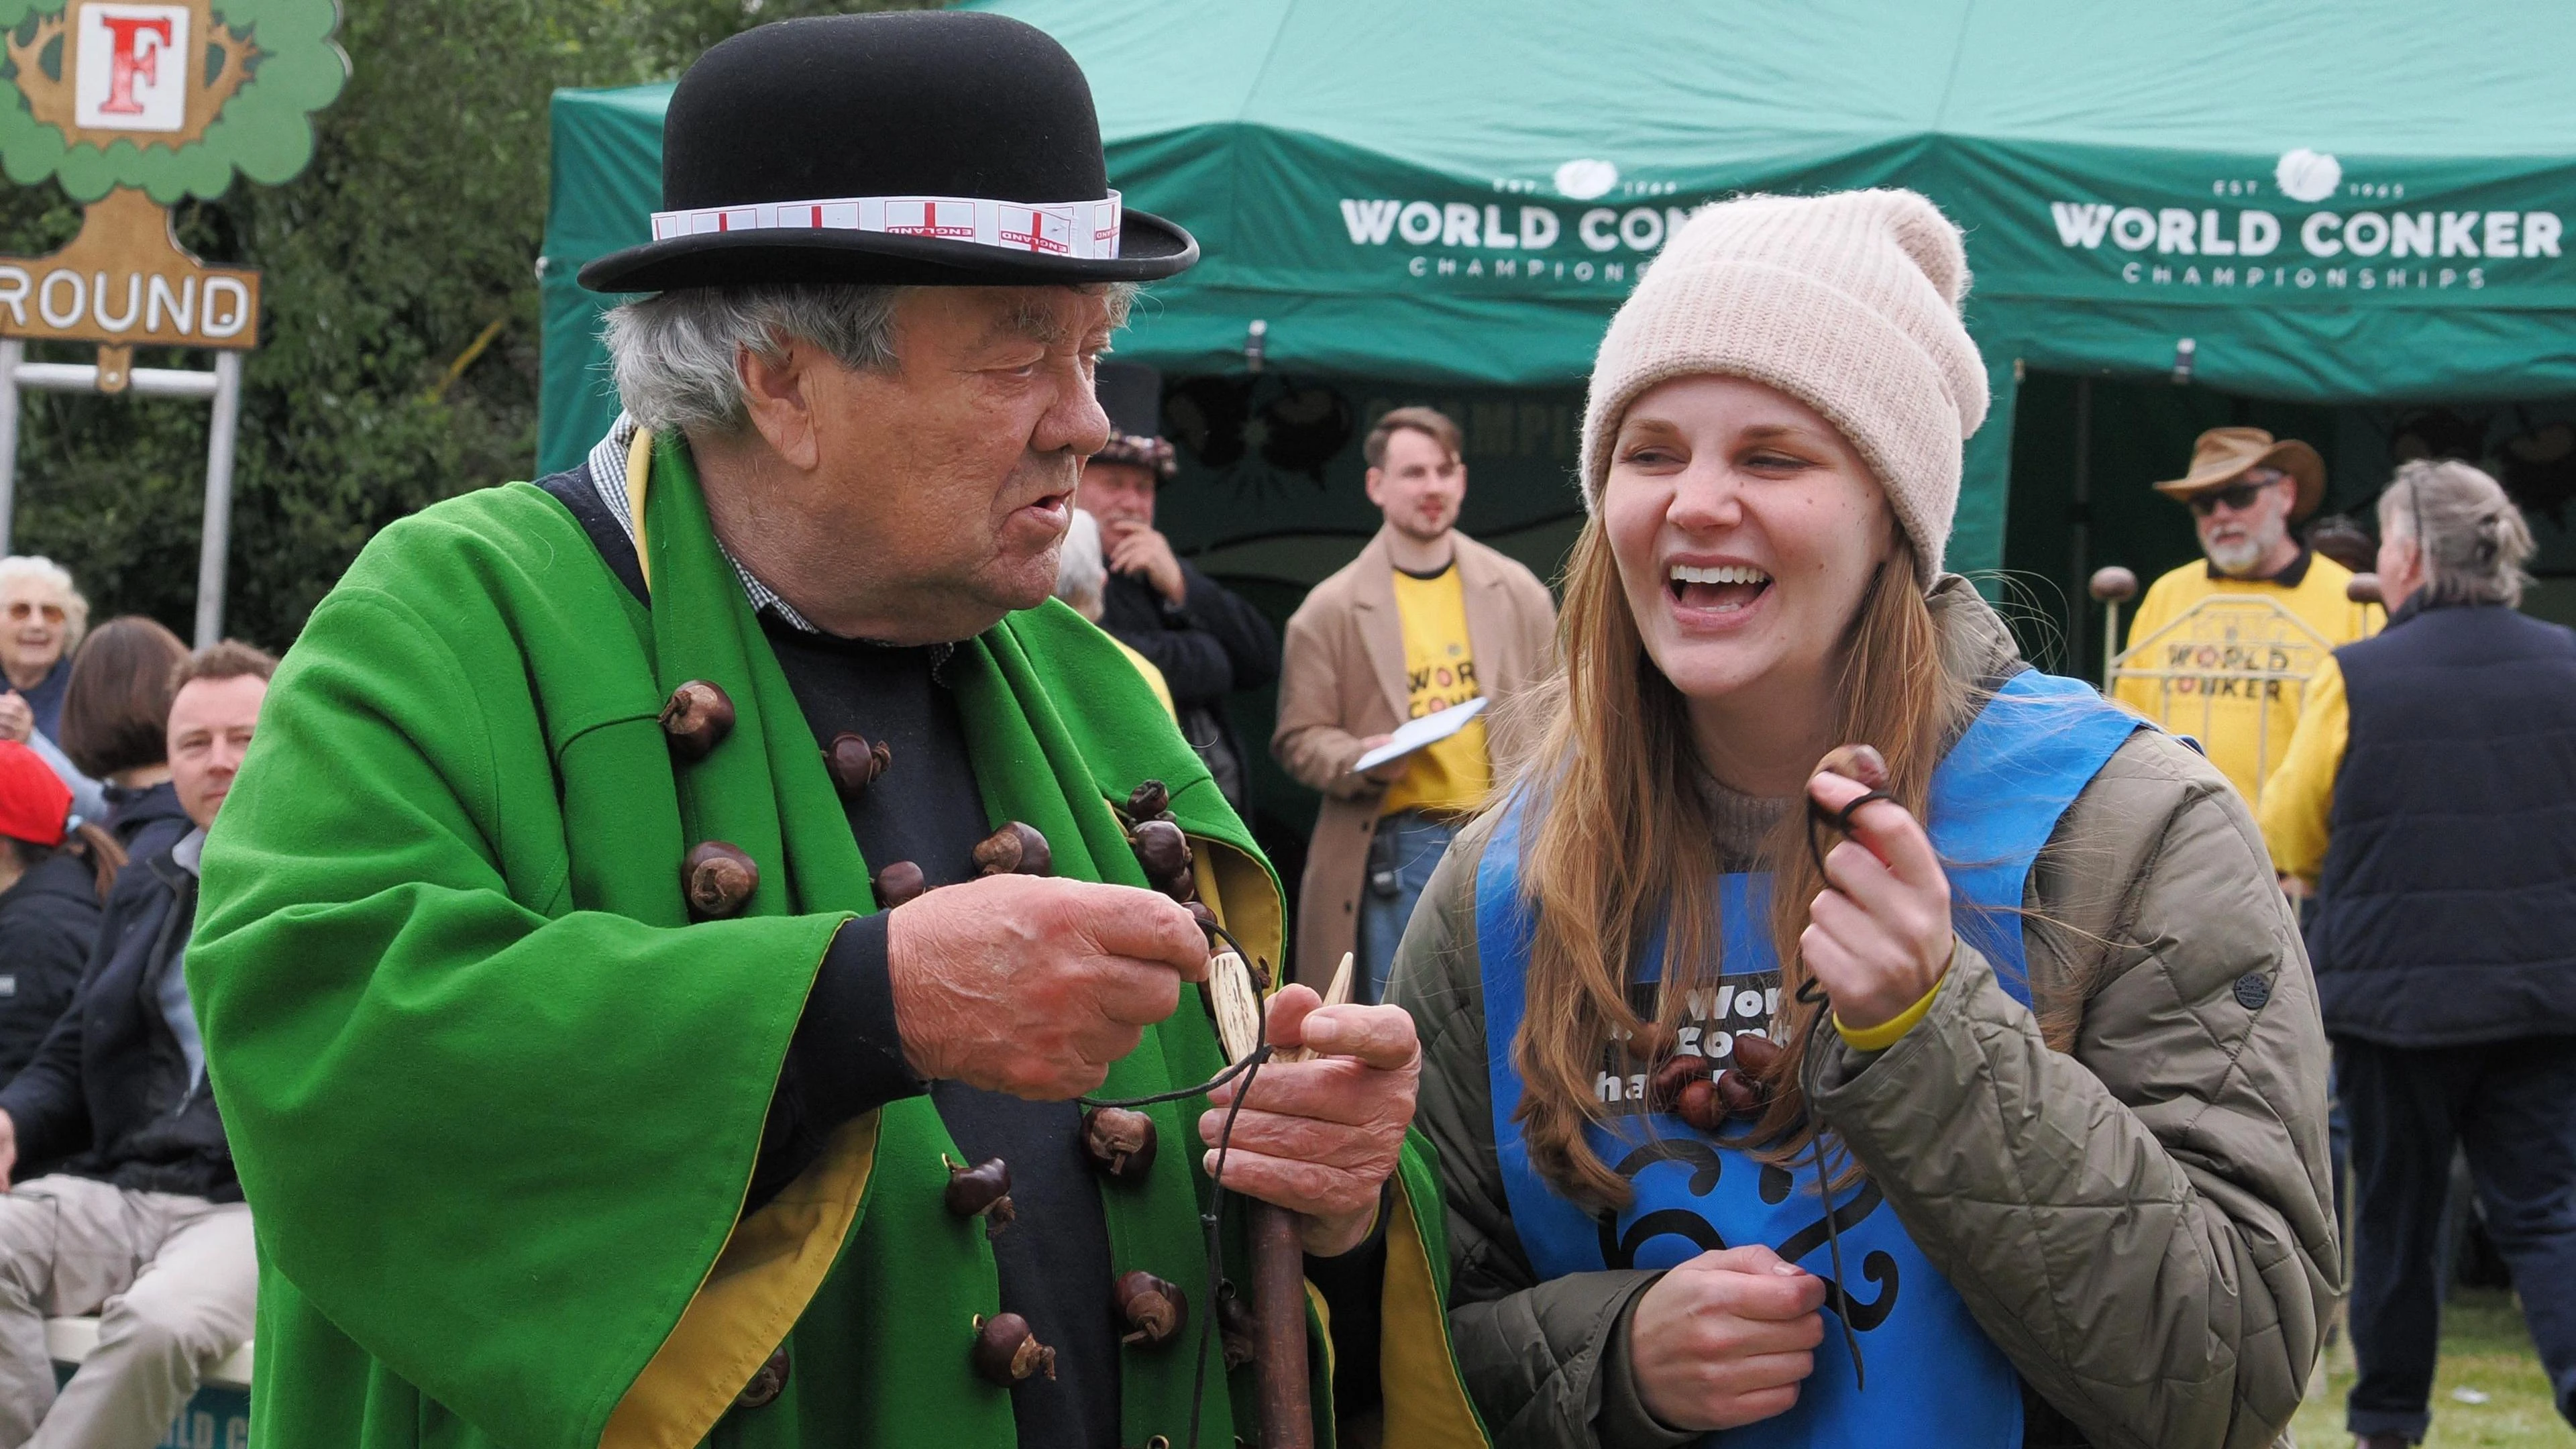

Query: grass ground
left=2294, top=1290, right=2571, bottom=1448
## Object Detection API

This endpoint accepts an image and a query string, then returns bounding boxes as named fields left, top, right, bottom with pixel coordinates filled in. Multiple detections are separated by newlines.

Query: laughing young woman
left=1387, top=191, right=2339, bottom=1449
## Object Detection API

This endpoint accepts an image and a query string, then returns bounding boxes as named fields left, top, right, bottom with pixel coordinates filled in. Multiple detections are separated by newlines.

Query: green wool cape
left=189, top=437, right=1488, bottom=1449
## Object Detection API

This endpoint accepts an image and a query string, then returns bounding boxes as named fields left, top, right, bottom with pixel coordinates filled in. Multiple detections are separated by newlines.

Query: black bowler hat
left=579, top=11, right=1197, bottom=294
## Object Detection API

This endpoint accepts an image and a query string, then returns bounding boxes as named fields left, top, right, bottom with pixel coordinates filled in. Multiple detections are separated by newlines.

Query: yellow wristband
left=1833, top=974, right=1944, bottom=1053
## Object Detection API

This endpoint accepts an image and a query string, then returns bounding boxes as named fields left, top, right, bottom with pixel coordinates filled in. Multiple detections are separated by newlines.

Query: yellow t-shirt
left=2110, top=551, right=2380, bottom=814
left=1380, top=564, right=1491, bottom=817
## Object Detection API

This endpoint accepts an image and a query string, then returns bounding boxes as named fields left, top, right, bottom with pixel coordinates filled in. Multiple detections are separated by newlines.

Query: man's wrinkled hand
left=1200, top=986, right=1419, bottom=1256
left=0, top=1108, right=21, bottom=1193
left=888, top=875, right=1210, bottom=1099
left=0, top=693, right=32, bottom=745
left=1104, top=522, right=1188, bottom=607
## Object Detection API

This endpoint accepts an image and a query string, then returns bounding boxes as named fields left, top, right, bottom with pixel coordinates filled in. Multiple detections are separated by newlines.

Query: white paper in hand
left=1352, top=696, right=1488, bottom=774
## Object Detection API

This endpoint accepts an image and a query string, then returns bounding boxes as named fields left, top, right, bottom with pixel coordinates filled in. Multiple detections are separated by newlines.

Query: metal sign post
left=0, top=337, right=244, bottom=645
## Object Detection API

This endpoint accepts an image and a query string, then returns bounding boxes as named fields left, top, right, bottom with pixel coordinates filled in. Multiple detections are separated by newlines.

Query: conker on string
left=1648, top=1053, right=1711, bottom=1114
left=943, top=1157, right=1016, bottom=1232
left=682, top=842, right=757, bottom=918
left=1715, top=1069, right=1765, bottom=1119
left=873, top=860, right=927, bottom=907
left=973, top=821, right=1052, bottom=877
left=1126, top=779, right=1171, bottom=820
left=1184, top=900, right=1222, bottom=947
left=659, top=680, right=735, bottom=762
left=1126, top=818, right=1192, bottom=882
left=1729, top=1032, right=1785, bottom=1083
left=1674, top=1077, right=1723, bottom=1134
left=1114, top=1270, right=1187, bottom=1348
left=970, top=1313, right=1056, bottom=1385
left=1081, top=1106, right=1158, bottom=1182
left=1216, top=1283, right=1256, bottom=1370
left=824, top=732, right=892, bottom=797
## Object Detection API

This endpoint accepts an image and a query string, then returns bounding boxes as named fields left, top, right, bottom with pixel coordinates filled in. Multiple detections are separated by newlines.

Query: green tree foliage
left=0, top=0, right=932, bottom=650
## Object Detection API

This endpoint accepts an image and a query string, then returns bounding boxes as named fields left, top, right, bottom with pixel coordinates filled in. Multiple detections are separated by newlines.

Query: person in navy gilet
left=1381, top=189, right=2339, bottom=1448
left=2261, top=459, right=2576, bottom=1449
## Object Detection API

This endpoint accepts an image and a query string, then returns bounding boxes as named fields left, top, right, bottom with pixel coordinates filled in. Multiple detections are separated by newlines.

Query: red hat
left=0, top=743, right=69, bottom=848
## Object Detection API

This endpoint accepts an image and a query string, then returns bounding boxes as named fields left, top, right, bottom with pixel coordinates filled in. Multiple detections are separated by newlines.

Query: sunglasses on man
left=3, top=600, right=63, bottom=625
left=2188, top=471, right=2286, bottom=517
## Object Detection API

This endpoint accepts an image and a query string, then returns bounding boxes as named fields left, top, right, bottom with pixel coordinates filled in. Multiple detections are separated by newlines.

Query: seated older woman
left=0, top=557, right=85, bottom=745
left=1389, top=190, right=2339, bottom=1448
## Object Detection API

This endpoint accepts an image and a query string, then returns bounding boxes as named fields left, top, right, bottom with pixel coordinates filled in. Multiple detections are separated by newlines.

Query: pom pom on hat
left=1578, top=189, right=1990, bottom=584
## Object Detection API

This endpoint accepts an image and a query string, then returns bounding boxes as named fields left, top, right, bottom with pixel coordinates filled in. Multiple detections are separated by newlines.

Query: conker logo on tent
left=2046, top=148, right=2563, bottom=294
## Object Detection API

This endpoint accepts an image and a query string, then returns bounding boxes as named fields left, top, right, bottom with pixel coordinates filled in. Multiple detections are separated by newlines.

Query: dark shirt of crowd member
left=0, top=741, right=123, bottom=1080
left=59, top=616, right=193, bottom=861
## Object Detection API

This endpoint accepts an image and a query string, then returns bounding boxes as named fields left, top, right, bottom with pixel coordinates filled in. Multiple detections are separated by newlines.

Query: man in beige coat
left=1273, top=407, right=1556, bottom=997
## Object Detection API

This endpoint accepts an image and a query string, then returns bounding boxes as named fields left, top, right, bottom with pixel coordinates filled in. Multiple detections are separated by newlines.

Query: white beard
left=2206, top=517, right=2287, bottom=578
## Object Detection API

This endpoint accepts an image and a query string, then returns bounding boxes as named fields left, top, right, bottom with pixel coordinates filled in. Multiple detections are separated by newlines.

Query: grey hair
left=2377, top=458, right=2535, bottom=608
left=0, top=556, right=87, bottom=652
left=1054, top=508, right=1108, bottom=620
left=602, top=284, right=907, bottom=435
left=601, top=281, right=1144, bottom=437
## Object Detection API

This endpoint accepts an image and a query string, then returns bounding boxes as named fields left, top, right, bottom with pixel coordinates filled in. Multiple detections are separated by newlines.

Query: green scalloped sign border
left=0, top=0, right=347, bottom=203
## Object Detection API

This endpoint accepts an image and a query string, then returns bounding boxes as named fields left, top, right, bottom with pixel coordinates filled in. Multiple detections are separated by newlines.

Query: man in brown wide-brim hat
left=2114, top=426, right=2382, bottom=817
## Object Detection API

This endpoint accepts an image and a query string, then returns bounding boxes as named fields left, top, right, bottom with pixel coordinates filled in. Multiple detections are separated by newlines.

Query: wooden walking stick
left=1216, top=950, right=1355, bottom=1449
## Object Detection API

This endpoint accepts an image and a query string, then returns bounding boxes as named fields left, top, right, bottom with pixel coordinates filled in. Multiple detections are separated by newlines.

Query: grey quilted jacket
left=1385, top=581, right=2339, bottom=1449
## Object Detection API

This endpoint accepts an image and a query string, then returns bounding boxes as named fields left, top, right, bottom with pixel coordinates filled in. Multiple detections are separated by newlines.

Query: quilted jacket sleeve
left=1387, top=820, right=1691, bottom=1449
left=1811, top=729, right=2339, bottom=1449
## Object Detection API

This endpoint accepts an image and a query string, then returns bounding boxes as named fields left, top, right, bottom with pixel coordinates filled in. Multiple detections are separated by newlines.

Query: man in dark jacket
left=1079, top=362, right=1280, bottom=812
left=2263, top=460, right=2576, bottom=1448
left=0, top=641, right=271, bottom=1448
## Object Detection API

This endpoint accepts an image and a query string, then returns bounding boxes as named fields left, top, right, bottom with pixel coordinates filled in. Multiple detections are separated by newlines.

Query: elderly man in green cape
left=186, top=13, right=1489, bottom=1449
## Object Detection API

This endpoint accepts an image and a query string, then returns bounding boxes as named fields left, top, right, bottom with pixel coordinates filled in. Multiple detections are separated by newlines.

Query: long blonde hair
left=1508, top=515, right=1963, bottom=1209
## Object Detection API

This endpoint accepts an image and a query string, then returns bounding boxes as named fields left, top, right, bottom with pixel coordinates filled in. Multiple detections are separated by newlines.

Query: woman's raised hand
left=1628, top=1244, right=1827, bottom=1429
left=1801, top=770, right=1954, bottom=1031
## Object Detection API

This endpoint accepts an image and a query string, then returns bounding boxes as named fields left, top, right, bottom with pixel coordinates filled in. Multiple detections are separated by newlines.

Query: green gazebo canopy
left=540, top=0, right=2576, bottom=576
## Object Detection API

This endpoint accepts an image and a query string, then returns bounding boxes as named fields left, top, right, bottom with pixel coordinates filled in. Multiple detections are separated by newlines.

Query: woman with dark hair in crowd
left=59, top=616, right=191, bottom=863
left=0, top=741, right=123, bottom=1077
left=1389, top=190, right=2337, bottom=1448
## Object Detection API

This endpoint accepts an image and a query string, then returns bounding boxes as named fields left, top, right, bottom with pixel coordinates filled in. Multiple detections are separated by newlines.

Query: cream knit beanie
left=1578, top=189, right=1990, bottom=584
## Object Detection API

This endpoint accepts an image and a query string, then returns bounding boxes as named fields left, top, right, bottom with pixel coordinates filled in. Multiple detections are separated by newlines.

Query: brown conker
left=970, top=1312, right=1056, bottom=1385
left=1183, top=900, right=1222, bottom=946
left=1674, top=1077, right=1724, bottom=1134
left=824, top=732, right=893, bottom=797
left=1216, top=1282, right=1256, bottom=1370
left=1648, top=1053, right=1711, bottom=1113
left=1729, top=1032, right=1784, bottom=1083
left=1081, top=1106, right=1159, bottom=1182
left=943, top=1156, right=1016, bottom=1233
left=1127, top=818, right=1192, bottom=885
left=973, top=821, right=1053, bottom=877
left=682, top=841, right=757, bottom=918
left=1114, top=1270, right=1187, bottom=1348
left=659, top=680, right=736, bottom=763
left=733, top=1346, right=790, bottom=1409
left=873, top=860, right=928, bottom=907
left=1126, top=778, right=1171, bottom=820
left=1714, top=1068, right=1766, bottom=1119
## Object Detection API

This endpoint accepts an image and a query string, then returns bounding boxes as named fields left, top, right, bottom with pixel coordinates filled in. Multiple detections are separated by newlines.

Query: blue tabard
left=1477, top=668, right=2145, bottom=1447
